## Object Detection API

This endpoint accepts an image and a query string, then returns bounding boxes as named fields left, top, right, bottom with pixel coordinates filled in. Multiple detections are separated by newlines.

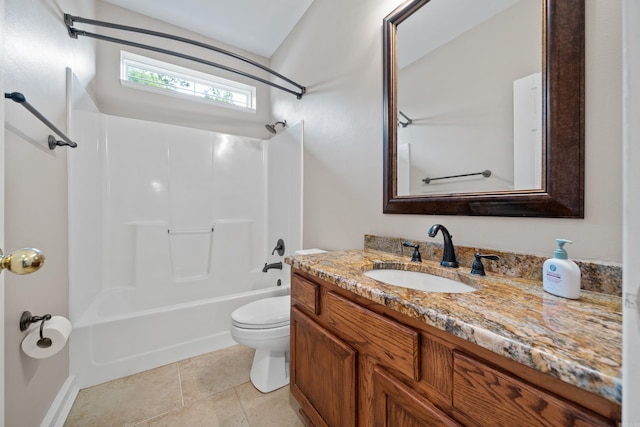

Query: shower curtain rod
left=64, top=14, right=306, bottom=99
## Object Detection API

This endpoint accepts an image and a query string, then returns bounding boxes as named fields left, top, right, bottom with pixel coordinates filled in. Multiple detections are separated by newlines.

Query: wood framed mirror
left=383, top=0, right=584, bottom=217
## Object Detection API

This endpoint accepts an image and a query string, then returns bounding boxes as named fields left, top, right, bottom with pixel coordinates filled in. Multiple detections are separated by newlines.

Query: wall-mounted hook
left=0, top=247, right=45, bottom=275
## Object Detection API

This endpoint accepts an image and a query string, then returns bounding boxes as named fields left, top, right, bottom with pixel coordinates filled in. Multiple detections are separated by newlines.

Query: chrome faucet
left=262, top=262, right=283, bottom=272
left=427, top=224, right=459, bottom=268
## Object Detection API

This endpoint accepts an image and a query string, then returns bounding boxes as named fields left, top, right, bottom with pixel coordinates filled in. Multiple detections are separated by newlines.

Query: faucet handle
left=402, top=242, right=422, bottom=263
left=471, top=253, right=499, bottom=276
left=271, top=238, right=285, bottom=256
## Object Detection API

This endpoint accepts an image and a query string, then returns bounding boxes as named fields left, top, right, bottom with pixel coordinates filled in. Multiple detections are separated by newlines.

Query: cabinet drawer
left=292, top=274, right=319, bottom=315
left=325, top=291, right=419, bottom=380
left=453, top=352, right=613, bottom=427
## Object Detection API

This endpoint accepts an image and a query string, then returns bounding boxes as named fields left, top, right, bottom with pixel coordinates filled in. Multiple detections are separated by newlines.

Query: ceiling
left=101, top=0, right=314, bottom=58
left=397, top=0, right=520, bottom=69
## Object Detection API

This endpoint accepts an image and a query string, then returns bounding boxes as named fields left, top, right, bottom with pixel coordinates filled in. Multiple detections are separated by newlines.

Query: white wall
left=623, top=0, right=640, bottom=422
left=270, top=0, right=623, bottom=263
left=3, top=0, right=96, bottom=425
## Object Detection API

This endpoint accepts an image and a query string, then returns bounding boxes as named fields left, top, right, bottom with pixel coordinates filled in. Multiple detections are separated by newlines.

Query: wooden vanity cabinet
left=372, top=366, right=461, bottom=427
left=452, top=352, right=613, bottom=427
left=291, top=307, right=357, bottom=427
left=290, top=270, right=620, bottom=427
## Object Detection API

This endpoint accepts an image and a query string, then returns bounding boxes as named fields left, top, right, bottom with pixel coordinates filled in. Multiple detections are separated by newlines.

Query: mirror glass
left=383, top=0, right=584, bottom=217
left=396, top=0, right=542, bottom=196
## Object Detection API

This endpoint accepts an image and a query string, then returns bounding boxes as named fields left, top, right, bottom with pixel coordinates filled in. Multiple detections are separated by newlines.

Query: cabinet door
left=453, top=352, right=614, bottom=427
left=373, top=366, right=461, bottom=427
left=291, top=307, right=357, bottom=427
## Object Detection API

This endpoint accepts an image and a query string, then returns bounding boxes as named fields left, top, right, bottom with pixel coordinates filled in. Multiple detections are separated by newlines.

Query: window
left=120, top=51, right=256, bottom=112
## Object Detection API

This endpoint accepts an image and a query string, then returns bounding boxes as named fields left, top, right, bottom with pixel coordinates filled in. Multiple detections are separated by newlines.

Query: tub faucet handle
left=271, top=239, right=285, bottom=256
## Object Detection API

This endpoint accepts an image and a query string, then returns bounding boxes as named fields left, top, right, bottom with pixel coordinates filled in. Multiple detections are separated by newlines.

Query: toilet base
left=250, top=348, right=289, bottom=393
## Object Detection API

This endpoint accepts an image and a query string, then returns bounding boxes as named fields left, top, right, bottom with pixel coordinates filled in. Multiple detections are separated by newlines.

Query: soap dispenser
left=543, top=239, right=581, bottom=299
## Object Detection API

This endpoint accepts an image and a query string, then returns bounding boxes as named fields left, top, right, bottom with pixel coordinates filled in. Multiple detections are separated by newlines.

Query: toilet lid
left=231, top=295, right=291, bottom=329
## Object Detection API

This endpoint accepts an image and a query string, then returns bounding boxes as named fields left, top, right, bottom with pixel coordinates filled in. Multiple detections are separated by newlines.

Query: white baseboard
left=40, top=376, right=79, bottom=427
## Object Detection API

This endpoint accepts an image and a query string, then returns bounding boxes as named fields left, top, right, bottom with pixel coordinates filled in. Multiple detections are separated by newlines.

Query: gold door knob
left=0, top=248, right=45, bottom=275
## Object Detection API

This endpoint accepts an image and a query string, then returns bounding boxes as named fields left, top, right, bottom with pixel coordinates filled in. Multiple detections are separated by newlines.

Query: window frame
left=120, top=51, right=257, bottom=113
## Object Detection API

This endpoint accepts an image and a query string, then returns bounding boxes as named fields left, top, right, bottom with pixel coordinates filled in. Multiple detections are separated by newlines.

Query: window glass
left=120, top=51, right=256, bottom=111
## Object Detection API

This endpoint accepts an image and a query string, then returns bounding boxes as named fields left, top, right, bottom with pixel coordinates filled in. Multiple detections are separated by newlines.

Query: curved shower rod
left=64, top=14, right=306, bottom=99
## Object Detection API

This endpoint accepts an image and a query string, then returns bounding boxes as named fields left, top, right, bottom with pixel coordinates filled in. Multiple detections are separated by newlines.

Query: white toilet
left=230, top=295, right=291, bottom=393
left=230, top=249, right=325, bottom=393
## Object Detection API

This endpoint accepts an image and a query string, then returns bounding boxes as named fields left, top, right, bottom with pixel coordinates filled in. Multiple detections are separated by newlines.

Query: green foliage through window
left=121, top=52, right=255, bottom=110
left=126, top=66, right=191, bottom=90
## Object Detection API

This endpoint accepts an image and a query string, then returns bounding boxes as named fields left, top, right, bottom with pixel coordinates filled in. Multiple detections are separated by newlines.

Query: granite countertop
left=285, top=249, right=622, bottom=404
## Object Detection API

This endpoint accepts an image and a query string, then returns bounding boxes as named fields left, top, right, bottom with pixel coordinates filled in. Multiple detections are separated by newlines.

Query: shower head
left=265, top=120, right=287, bottom=134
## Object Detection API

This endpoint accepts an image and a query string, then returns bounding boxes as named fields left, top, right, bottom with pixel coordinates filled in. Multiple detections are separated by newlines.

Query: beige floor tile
left=179, top=345, right=254, bottom=404
left=64, top=346, right=303, bottom=427
left=235, top=383, right=304, bottom=427
left=134, top=389, right=250, bottom=427
left=64, top=364, right=183, bottom=427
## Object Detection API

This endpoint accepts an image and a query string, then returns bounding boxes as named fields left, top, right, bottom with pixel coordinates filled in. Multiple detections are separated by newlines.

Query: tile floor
left=64, top=345, right=305, bottom=427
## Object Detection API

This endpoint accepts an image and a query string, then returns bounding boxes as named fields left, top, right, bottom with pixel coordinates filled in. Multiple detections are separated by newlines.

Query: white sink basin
left=364, top=269, right=477, bottom=293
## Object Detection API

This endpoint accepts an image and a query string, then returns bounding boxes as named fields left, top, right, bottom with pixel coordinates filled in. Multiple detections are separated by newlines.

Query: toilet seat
left=231, top=295, right=290, bottom=329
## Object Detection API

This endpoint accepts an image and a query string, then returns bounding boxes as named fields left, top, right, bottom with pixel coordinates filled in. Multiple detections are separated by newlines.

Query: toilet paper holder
left=20, top=311, right=53, bottom=348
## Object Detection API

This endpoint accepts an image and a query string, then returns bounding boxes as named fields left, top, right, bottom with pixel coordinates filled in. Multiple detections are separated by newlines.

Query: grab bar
left=167, top=228, right=214, bottom=235
left=422, top=169, right=491, bottom=184
left=4, top=92, right=78, bottom=150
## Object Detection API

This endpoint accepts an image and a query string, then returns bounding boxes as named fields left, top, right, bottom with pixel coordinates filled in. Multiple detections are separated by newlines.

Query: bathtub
left=70, top=279, right=289, bottom=388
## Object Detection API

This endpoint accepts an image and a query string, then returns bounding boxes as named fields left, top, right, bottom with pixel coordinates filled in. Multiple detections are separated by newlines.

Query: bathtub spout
left=262, top=262, right=283, bottom=272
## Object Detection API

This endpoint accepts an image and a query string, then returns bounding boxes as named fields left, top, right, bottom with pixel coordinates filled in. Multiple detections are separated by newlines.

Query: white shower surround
left=69, top=106, right=302, bottom=388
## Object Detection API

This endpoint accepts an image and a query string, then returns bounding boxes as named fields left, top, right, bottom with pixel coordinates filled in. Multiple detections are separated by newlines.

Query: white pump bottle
left=542, top=239, right=581, bottom=299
